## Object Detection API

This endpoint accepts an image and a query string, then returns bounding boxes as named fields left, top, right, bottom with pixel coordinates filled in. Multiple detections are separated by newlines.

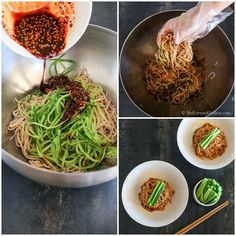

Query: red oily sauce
left=3, top=3, right=75, bottom=89
left=13, top=10, right=67, bottom=59
left=11, top=8, right=70, bottom=85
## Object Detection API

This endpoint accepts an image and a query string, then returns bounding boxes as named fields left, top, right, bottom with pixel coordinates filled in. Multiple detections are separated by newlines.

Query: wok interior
left=2, top=25, right=117, bottom=171
left=120, top=11, right=234, bottom=117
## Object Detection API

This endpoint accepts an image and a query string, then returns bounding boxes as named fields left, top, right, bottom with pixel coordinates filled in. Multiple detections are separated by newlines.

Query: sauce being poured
left=13, top=10, right=68, bottom=84
left=40, top=60, right=47, bottom=89
left=2, top=2, right=75, bottom=85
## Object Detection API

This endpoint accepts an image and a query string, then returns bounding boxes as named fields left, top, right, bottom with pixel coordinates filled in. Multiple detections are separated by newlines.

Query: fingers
left=156, top=18, right=177, bottom=46
left=157, top=29, right=164, bottom=46
left=157, top=22, right=171, bottom=46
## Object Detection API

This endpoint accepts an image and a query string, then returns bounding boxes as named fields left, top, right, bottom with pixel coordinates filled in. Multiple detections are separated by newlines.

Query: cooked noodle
left=139, top=177, right=175, bottom=212
left=145, top=30, right=205, bottom=104
left=8, top=69, right=117, bottom=172
left=193, top=123, right=227, bottom=160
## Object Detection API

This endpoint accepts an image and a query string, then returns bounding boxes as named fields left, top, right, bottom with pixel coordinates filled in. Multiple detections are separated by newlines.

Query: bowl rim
left=121, top=160, right=189, bottom=227
left=177, top=118, right=234, bottom=170
left=193, top=179, right=221, bottom=207
left=2, top=24, right=117, bottom=176
left=2, top=147, right=117, bottom=176
left=119, top=9, right=234, bottom=117
left=89, top=23, right=117, bottom=35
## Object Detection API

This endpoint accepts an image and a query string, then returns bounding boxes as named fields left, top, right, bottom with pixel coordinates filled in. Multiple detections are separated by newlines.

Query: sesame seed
left=14, top=11, right=66, bottom=59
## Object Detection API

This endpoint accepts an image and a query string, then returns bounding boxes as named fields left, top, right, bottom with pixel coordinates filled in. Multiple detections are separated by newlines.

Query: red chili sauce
left=11, top=8, right=69, bottom=85
left=13, top=9, right=67, bottom=59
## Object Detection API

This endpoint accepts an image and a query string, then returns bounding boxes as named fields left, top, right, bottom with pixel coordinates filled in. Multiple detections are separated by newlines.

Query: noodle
left=145, top=30, right=205, bottom=104
left=139, top=178, right=174, bottom=212
left=8, top=69, right=117, bottom=172
left=193, top=123, right=227, bottom=160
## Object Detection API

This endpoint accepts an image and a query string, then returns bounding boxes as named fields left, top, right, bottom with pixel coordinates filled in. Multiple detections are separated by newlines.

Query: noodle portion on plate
left=145, top=30, right=205, bottom=104
left=139, top=177, right=175, bottom=212
left=193, top=123, right=227, bottom=160
left=8, top=69, right=117, bottom=172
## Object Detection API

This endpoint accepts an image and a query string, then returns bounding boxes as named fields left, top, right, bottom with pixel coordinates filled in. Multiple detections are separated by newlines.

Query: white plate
left=177, top=119, right=234, bottom=170
left=1, top=2, right=92, bottom=58
left=121, top=160, right=189, bottom=227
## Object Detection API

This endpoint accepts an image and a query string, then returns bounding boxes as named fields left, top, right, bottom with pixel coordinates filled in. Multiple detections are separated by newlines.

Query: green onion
left=195, top=178, right=222, bottom=204
left=147, top=181, right=165, bottom=206
left=200, top=128, right=220, bottom=150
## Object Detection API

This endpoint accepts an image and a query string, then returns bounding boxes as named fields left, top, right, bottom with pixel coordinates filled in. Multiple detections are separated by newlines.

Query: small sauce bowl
left=193, top=180, right=221, bottom=207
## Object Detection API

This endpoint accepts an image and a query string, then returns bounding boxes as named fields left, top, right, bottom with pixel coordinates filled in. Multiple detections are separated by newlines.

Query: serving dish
left=121, top=160, right=189, bottom=227
left=1, top=2, right=92, bottom=58
left=120, top=10, right=234, bottom=117
left=177, top=118, right=234, bottom=170
left=2, top=24, right=117, bottom=188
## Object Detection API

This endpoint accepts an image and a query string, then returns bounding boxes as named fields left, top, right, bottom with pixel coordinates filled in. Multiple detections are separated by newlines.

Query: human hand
left=157, top=2, right=233, bottom=46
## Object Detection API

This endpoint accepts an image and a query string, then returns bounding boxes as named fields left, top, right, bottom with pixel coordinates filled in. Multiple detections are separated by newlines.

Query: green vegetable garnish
left=147, top=181, right=165, bottom=206
left=200, top=128, right=220, bottom=150
left=49, top=53, right=76, bottom=77
left=195, top=178, right=222, bottom=204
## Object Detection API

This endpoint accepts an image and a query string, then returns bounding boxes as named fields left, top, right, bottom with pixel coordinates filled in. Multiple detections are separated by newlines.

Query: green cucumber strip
left=196, top=179, right=208, bottom=201
left=150, top=183, right=165, bottom=206
left=200, top=128, right=218, bottom=147
left=196, top=178, right=222, bottom=204
left=202, top=130, right=220, bottom=147
left=202, top=187, right=213, bottom=203
left=206, top=189, right=216, bottom=201
left=200, top=129, right=220, bottom=149
left=149, top=182, right=165, bottom=206
left=147, top=181, right=161, bottom=205
left=200, top=128, right=218, bottom=144
left=206, top=192, right=219, bottom=204
left=200, top=128, right=219, bottom=146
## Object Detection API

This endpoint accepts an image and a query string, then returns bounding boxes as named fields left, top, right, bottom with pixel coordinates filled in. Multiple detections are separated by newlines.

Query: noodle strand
left=145, top=30, right=205, bottom=104
left=8, top=70, right=117, bottom=172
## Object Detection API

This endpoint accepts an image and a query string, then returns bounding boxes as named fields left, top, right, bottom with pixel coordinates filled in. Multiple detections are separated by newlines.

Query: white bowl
left=1, top=2, right=92, bottom=58
left=193, top=180, right=221, bottom=207
left=121, top=160, right=189, bottom=227
left=177, top=119, right=234, bottom=170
